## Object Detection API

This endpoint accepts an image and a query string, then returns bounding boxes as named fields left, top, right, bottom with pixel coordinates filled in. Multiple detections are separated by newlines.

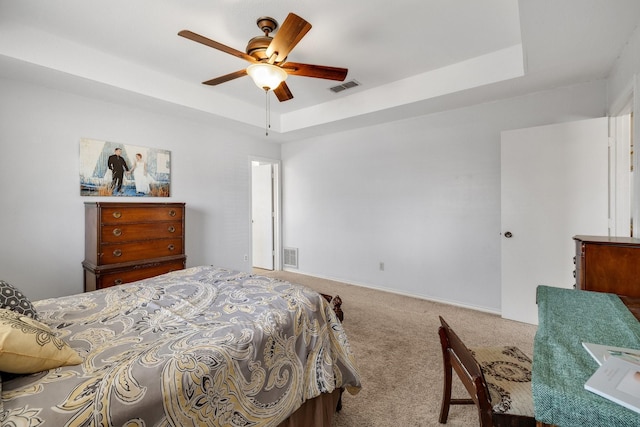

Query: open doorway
left=610, top=102, right=633, bottom=237
left=250, top=158, right=281, bottom=271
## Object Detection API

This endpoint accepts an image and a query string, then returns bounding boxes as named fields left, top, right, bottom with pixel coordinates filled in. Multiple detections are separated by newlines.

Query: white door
left=501, top=118, right=609, bottom=324
left=252, top=163, right=274, bottom=270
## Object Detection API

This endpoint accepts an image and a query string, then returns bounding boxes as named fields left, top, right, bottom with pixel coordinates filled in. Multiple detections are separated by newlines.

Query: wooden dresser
left=573, top=235, right=640, bottom=298
left=82, top=202, right=186, bottom=291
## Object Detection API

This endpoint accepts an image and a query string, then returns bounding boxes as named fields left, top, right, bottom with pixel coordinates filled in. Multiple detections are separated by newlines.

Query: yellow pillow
left=0, top=308, right=82, bottom=374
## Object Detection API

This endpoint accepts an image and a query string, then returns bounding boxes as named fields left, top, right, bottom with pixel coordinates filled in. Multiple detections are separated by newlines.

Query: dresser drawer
left=101, top=221, right=183, bottom=243
left=100, top=238, right=184, bottom=264
left=100, top=205, right=183, bottom=224
left=94, top=259, right=186, bottom=290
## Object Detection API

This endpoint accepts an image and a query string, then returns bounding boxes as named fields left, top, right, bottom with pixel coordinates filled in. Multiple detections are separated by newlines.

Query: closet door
left=500, top=118, right=608, bottom=324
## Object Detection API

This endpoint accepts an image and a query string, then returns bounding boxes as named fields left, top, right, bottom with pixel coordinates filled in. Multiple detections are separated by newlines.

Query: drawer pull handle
left=113, top=249, right=122, bottom=257
left=168, top=244, right=175, bottom=251
left=169, top=210, right=176, bottom=217
left=168, top=226, right=176, bottom=233
left=113, top=228, right=122, bottom=237
left=113, top=211, right=122, bottom=219
left=114, top=279, right=123, bottom=286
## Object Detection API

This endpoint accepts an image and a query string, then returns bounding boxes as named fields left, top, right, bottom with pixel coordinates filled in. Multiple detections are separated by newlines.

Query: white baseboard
left=283, top=268, right=501, bottom=316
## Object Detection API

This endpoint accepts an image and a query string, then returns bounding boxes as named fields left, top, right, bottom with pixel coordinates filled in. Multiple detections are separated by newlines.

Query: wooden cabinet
left=574, top=235, right=640, bottom=297
left=82, top=202, right=186, bottom=291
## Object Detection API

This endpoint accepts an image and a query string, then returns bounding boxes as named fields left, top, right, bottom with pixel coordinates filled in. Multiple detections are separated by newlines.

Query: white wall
left=608, top=22, right=640, bottom=111
left=281, top=81, right=607, bottom=312
left=0, top=77, right=280, bottom=300
left=0, top=74, right=610, bottom=313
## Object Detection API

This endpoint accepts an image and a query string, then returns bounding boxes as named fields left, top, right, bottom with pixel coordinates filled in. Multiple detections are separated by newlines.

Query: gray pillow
left=0, top=280, right=39, bottom=320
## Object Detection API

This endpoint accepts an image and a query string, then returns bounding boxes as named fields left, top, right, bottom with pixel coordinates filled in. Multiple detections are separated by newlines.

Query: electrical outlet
left=379, top=262, right=384, bottom=271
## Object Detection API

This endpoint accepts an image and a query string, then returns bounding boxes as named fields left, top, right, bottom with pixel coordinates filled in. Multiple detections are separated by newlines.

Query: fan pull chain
left=265, top=89, right=271, bottom=136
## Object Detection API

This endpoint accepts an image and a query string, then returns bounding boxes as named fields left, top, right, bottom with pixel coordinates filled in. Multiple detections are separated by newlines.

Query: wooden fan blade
left=274, top=81, right=294, bottom=102
left=203, top=69, right=248, bottom=86
left=178, top=30, right=257, bottom=63
left=265, top=13, right=312, bottom=63
left=282, top=62, right=348, bottom=81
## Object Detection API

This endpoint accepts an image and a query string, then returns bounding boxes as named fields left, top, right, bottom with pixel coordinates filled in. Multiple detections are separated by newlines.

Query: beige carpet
left=255, top=269, right=537, bottom=427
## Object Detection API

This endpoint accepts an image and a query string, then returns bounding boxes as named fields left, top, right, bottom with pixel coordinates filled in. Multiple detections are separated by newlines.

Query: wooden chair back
left=438, top=316, right=535, bottom=427
left=438, top=315, right=494, bottom=426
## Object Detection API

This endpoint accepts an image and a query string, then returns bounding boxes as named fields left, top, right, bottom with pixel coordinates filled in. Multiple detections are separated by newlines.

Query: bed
left=0, top=266, right=361, bottom=426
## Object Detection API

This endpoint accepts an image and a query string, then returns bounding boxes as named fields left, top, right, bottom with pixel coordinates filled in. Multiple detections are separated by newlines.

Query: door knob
left=504, top=231, right=513, bottom=238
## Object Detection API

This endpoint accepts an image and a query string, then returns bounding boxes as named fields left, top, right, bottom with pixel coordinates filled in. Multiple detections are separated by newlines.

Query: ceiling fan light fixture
left=247, top=63, right=287, bottom=91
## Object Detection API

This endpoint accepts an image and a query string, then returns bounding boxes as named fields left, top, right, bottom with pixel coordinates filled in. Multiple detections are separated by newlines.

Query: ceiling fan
left=178, top=13, right=348, bottom=102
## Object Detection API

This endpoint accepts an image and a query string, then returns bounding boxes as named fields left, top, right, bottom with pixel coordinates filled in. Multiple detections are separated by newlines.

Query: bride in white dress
left=131, top=153, right=150, bottom=194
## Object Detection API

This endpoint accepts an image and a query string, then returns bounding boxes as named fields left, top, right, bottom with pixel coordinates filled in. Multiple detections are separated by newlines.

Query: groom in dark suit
left=108, top=147, right=129, bottom=194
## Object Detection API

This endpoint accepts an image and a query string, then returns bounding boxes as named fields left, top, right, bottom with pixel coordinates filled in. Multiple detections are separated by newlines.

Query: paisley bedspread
left=1, top=266, right=361, bottom=426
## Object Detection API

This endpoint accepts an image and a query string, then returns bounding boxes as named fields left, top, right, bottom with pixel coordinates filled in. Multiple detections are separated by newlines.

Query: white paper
left=585, top=355, right=640, bottom=414
left=582, top=342, right=640, bottom=366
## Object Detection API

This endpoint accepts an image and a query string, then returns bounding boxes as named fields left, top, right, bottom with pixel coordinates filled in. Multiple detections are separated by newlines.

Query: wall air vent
left=283, top=247, right=299, bottom=269
left=329, top=80, right=360, bottom=93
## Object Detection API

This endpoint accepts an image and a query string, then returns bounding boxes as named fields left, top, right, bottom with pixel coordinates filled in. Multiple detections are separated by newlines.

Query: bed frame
left=322, top=293, right=344, bottom=321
